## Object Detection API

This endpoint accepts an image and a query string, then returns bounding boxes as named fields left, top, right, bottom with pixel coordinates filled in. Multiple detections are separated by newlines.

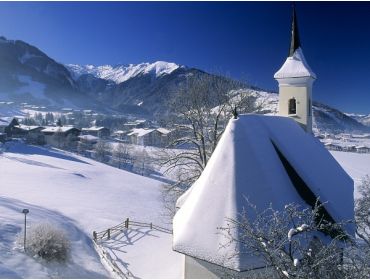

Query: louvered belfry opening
left=288, top=98, right=297, bottom=115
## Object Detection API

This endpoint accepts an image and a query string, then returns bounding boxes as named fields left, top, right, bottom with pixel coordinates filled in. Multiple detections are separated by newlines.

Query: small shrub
left=23, top=223, right=71, bottom=262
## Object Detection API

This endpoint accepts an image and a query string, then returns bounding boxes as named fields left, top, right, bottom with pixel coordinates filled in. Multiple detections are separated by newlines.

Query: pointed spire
left=289, top=3, right=301, bottom=57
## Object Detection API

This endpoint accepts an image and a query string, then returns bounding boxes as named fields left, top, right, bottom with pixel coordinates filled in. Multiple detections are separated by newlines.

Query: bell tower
left=274, top=5, right=316, bottom=133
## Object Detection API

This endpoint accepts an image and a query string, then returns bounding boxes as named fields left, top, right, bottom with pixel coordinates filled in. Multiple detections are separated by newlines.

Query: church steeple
left=274, top=4, right=316, bottom=134
left=289, top=4, right=301, bottom=57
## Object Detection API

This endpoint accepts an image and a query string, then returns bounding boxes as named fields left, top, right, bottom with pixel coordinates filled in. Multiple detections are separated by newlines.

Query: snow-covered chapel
left=172, top=6, right=355, bottom=279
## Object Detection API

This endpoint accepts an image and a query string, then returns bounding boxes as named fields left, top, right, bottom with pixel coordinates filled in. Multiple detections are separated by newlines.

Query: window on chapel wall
left=288, top=98, right=296, bottom=115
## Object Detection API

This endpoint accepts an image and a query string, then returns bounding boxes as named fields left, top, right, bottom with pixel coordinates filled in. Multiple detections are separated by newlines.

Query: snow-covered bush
left=22, top=223, right=71, bottom=262
left=355, top=175, right=370, bottom=244
left=221, top=200, right=353, bottom=278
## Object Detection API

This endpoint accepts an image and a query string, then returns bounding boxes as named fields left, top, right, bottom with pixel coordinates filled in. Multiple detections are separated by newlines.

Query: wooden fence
left=93, top=218, right=173, bottom=242
left=92, top=218, right=173, bottom=278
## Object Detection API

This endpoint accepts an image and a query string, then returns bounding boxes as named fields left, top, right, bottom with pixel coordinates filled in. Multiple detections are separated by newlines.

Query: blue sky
left=0, top=2, right=369, bottom=114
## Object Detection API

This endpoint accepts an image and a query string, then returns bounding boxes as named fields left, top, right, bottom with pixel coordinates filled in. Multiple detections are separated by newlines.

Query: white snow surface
left=15, top=75, right=48, bottom=101
left=173, top=114, right=354, bottom=271
left=67, top=61, right=181, bottom=84
left=330, top=151, right=370, bottom=198
left=274, top=48, right=316, bottom=79
left=0, top=141, right=182, bottom=278
left=42, top=126, right=77, bottom=133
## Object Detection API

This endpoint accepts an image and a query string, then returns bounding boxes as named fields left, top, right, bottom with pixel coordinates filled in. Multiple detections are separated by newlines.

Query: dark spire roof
left=289, top=3, right=301, bottom=57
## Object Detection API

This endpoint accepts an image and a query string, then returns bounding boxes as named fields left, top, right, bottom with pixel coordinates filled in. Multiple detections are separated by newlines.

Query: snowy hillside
left=331, top=151, right=370, bottom=198
left=0, top=141, right=182, bottom=278
left=345, top=113, right=370, bottom=127
left=66, top=61, right=181, bottom=84
left=250, top=90, right=368, bottom=134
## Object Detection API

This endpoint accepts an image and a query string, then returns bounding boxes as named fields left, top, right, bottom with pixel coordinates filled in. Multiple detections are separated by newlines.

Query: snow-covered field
left=0, top=141, right=182, bottom=278
left=0, top=140, right=369, bottom=278
left=331, top=151, right=370, bottom=198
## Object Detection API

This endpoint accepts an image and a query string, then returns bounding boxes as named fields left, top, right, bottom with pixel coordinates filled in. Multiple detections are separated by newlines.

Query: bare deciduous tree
left=219, top=189, right=370, bottom=279
left=160, top=74, right=266, bottom=193
left=94, top=140, right=112, bottom=163
left=113, top=143, right=133, bottom=170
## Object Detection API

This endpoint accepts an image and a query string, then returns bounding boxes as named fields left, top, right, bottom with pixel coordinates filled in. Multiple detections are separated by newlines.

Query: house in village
left=127, top=127, right=172, bottom=147
left=356, top=145, right=370, bottom=153
left=81, top=126, right=110, bottom=138
left=123, top=119, right=150, bottom=130
left=77, top=134, right=99, bottom=155
left=344, top=145, right=357, bottom=153
left=12, top=125, right=45, bottom=144
left=42, top=126, right=80, bottom=147
left=324, top=142, right=342, bottom=151
left=172, top=7, right=354, bottom=278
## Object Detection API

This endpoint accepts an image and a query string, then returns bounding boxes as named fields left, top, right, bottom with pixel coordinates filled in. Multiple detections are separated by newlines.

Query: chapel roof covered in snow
left=173, top=115, right=354, bottom=272
left=274, top=48, right=316, bottom=79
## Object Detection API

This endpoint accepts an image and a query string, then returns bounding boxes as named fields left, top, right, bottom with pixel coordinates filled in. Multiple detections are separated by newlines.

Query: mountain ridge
left=0, top=35, right=368, bottom=134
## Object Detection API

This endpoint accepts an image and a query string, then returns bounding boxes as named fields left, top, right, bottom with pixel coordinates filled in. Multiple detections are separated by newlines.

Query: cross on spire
left=289, top=3, right=301, bottom=57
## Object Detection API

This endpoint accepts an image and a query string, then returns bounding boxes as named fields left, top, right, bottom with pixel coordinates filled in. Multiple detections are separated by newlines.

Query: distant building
left=127, top=128, right=172, bottom=147
left=356, top=145, right=370, bottom=153
left=344, top=145, right=357, bottom=153
left=324, top=142, right=342, bottom=151
left=42, top=126, right=80, bottom=147
left=3, top=118, right=20, bottom=137
left=112, top=130, right=129, bottom=142
left=12, top=125, right=45, bottom=144
left=78, top=134, right=99, bottom=152
left=123, top=119, right=150, bottom=130
left=81, top=126, right=110, bottom=138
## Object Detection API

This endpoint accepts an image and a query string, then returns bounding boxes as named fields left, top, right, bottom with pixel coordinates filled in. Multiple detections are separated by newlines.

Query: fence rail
left=93, top=218, right=173, bottom=242
left=92, top=218, right=173, bottom=278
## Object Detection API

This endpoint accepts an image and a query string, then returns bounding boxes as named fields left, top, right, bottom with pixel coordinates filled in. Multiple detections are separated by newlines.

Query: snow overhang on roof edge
left=274, top=48, right=316, bottom=80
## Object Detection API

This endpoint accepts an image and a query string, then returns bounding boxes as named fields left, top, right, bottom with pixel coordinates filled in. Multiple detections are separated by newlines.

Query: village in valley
left=1, top=2, right=370, bottom=279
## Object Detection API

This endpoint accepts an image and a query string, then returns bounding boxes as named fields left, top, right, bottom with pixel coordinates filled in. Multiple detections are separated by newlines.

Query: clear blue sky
left=0, top=1, right=369, bottom=114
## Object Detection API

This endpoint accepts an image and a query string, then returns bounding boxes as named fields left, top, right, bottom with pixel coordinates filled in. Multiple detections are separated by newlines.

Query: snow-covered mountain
left=66, top=61, right=182, bottom=84
left=0, top=35, right=368, bottom=134
left=252, top=91, right=369, bottom=134
left=0, top=36, right=87, bottom=107
left=345, top=113, right=370, bottom=127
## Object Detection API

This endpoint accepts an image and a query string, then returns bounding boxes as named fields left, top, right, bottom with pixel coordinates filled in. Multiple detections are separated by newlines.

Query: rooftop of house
left=42, top=126, right=79, bottom=133
left=78, top=135, right=99, bottom=142
left=81, top=126, right=108, bottom=131
left=156, top=128, right=171, bottom=135
left=15, top=125, right=44, bottom=131
left=127, top=128, right=155, bottom=137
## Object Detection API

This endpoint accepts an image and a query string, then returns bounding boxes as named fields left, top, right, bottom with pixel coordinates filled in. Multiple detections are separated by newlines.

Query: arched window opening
left=288, top=98, right=296, bottom=115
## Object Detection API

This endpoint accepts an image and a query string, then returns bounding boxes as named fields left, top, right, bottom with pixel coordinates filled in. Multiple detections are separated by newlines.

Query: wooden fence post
left=150, top=223, right=152, bottom=229
left=107, top=229, right=111, bottom=239
left=93, top=231, right=97, bottom=240
left=125, top=218, right=129, bottom=228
